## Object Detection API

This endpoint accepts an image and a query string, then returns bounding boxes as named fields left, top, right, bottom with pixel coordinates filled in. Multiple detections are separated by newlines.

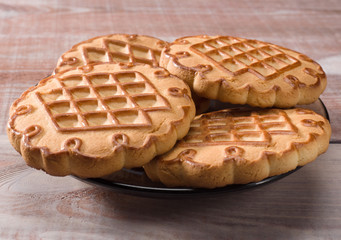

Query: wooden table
left=1, top=0, right=340, bottom=239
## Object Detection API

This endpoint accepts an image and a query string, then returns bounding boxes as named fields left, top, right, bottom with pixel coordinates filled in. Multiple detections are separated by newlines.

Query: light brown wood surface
left=1, top=0, right=341, bottom=239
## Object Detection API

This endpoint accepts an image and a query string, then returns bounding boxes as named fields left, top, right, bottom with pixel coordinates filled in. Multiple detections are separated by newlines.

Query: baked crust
left=161, top=35, right=327, bottom=108
left=144, top=108, right=331, bottom=188
left=8, top=63, right=195, bottom=178
left=54, top=34, right=168, bottom=74
left=54, top=33, right=210, bottom=114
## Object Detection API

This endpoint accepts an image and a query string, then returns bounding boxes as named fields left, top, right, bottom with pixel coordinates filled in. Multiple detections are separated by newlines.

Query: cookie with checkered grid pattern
left=8, top=63, right=195, bottom=178
left=161, top=35, right=326, bottom=108
left=54, top=34, right=167, bottom=74
left=54, top=33, right=210, bottom=114
left=144, top=108, right=331, bottom=188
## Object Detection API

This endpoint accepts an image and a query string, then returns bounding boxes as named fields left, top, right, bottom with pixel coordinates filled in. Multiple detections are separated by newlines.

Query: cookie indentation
left=55, top=115, right=80, bottom=128
left=86, top=48, right=108, bottom=63
left=112, top=133, right=129, bottom=146
left=96, top=86, right=117, bottom=97
left=124, top=82, right=147, bottom=94
left=15, top=105, right=33, bottom=115
left=85, top=112, right=112, bottom=126
left=77, top=100, right=100, bottom=112
left=115, top=110, right=145, bottom=125
left=114, top=72, right=135, bottom=82
left=105, top=97, right=129, bottom=110
left=134, top=95, right=157, bottom=108
left=49, top=101, right=72, bottom=114
left=108, top=41, right=127, bottom=53
left=132, top=47, right=150, bottom=60
left=63, top=138, right=82, bottom=151
left=40, top=89, right=65, bottom=102
left=24, top=125, right=42, bottom=138
left=62, top=76, right=84, bottom=87
left=225, top=146, right=245, bottom=156
left=89, top=74, right=111, bottom=85
left=70, top=87, right=91, bottom=99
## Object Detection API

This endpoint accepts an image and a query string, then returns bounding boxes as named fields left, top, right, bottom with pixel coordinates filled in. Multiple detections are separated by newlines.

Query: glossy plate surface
left=75, top=99, right=329, bottom=197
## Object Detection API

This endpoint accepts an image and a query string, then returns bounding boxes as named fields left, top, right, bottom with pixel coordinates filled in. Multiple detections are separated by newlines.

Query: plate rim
left=74, top=167, right=302, bottom=197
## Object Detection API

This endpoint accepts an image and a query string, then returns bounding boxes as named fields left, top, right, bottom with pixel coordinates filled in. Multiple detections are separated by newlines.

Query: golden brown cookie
left=8, top=63, right=195, bottom=178
left=144, top=108, right=331, bottom=188
left=53, top=33, right=210, bottom=114
left=54, top=34, right=167, bottom=74
left=161, top=35, right=327, bottom=108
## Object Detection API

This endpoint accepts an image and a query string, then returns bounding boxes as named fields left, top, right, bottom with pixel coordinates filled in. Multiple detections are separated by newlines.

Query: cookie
left=53, top=33, right=209, bottom=114
left=144, top=108, right=331, bottom=188
left=7, top=63, right=195, bottom=178
left=161, top=35, right=327, bottom=108
left=54, top=34, right=167, bottom=74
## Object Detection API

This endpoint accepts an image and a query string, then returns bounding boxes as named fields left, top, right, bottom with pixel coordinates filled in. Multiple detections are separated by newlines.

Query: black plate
left=75, top=98, right=329, bottom=197
left=76, top=166, right=302, bottom=198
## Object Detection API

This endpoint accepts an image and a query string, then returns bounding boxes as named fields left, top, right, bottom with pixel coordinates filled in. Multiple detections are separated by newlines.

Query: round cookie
left=54, top=34, right=168, bottom=74
left=161, top=35, right=327, bottom=108
left=144, top=108, right=331, bottom=188
left=8, top=63, right=195, bottom=178
left=53, top=33, right=209, bottom=114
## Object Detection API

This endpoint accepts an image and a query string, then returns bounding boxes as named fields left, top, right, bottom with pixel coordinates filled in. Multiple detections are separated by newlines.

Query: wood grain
left=1, top=0, right=341, bottom=239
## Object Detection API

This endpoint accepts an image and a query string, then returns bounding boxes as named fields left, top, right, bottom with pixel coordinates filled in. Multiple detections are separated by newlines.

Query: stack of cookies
left=7, top=34, right=331, bottom=189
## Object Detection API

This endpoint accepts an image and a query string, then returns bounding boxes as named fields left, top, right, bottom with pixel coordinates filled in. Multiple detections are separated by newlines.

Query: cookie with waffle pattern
left=54, top=33, right=210, bottom=114
left=161, top=35, right=327, bottom=108
left=7, top=63, right=195, bottom=178
left=54, top=34, right=167, bottom=74
left=144, top=108, right=331, bottom=188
